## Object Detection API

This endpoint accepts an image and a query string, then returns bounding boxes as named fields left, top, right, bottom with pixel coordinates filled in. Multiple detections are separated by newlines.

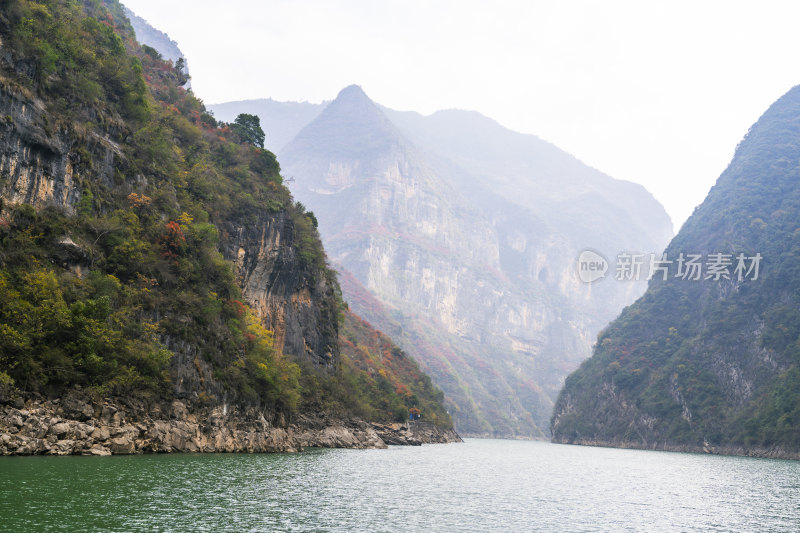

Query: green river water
left=1, top=439, right=798, bottom=532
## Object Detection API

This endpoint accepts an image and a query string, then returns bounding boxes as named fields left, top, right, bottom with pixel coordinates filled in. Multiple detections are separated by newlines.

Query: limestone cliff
left=0, top=59, right=338, bottom=386
left=277, top=85, right=673, bottom=437
left=220, top=212, right=339, bottom=368
left=0, top=83, right=82, bottom=213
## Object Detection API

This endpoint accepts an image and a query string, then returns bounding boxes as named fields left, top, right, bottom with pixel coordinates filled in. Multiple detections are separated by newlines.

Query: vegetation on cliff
left=551, top=85, right=800, bottom=451
left=339, top=310, right=451, bottom=427
left=0, top=0, right=452, bottom=429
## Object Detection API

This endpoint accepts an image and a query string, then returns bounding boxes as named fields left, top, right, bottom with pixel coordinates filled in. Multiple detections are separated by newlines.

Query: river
left=1, top=439, right=798, bottom=532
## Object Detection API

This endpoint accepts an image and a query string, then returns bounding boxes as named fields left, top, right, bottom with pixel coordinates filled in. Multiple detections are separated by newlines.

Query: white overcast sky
left=122, top=0, right=800, bottom=232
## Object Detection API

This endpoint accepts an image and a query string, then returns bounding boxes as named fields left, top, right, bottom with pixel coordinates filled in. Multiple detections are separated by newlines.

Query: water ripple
left=1, top=440, right=799, bottom=532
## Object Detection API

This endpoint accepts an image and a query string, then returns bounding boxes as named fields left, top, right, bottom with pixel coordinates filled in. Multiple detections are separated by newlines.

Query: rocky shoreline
left=0, top=392, right=461, bottom=456
left=551, top=437, right=800, bottom=461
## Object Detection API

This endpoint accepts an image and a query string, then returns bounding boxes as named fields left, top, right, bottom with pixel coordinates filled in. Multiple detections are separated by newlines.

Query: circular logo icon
left=577, top=249, right=608, bottom=283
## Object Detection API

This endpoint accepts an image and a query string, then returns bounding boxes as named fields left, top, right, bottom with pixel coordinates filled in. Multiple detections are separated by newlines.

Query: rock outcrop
left=372, top=421, right=463, bottom=446
left=0, top=392, right=460, bottom=456
left=221, top=212, right=339, bottom=368
left=0, top=85, right=83, bottom=213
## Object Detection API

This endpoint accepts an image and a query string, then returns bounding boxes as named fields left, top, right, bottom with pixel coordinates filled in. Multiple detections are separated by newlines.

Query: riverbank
left=0, top=391, right=461, bottom=456
left=551, top=437, right=800, bottom=461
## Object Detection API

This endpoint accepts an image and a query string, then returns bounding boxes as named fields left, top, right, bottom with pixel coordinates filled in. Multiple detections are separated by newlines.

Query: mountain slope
left=277, top=85, right=672, bottom=437
left=0, top=0, right=453, bottom=454
left=551, top=85, right=800, bottom=457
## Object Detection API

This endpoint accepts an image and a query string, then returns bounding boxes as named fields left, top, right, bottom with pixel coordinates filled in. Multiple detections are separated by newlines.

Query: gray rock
left=48, top=422, right=72, bottom=437
left=100, top=405, right=118, bottom=425
left=73, top=423, right=94, bottom=440
left=0, top=393, right=458, bottom=456
left=88, top=444, right=111, bottom=456
left=91, top=426, right=111, bottom=441
left=61, top=395, right=94, bottom=421
left=109, top=436, right=135, bottom=455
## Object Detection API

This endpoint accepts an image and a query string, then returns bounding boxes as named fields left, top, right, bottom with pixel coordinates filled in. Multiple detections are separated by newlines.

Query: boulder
left=88, top=444, right=111, bottom=456
left=48, top=422, right=72, bottom=438
left=108, top=435, right=135, bottom=454
left=91, top=426, right=111, bottom=441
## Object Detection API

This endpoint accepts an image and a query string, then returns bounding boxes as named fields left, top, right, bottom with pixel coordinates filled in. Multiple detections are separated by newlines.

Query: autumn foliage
left=158, top=221, right=186, bottom=263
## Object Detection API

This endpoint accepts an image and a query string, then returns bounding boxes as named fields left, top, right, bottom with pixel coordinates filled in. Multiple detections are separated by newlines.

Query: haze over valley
left=211, top=87, right=673, bottom=436
left=4, top=2, right=800, bottom=531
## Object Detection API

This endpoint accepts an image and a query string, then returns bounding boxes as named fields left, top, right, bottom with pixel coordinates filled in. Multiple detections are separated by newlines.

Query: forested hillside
left=0, top=0, right=452, bottom=456
left=552, top=85, right=800, bottom=457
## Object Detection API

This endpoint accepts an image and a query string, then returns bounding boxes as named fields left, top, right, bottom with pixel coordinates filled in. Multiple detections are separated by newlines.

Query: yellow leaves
left=0, top=323, right=29, bottom=352
left=177, top=211, right=194, bottom=227
left=142, top=320, right=161, bottom=343
left=27, top=2, right=52, bottom=19
left=21, top=270, right=65, bottom=310
left=666, top=327, right=679, bottom=344
left=135, top=273, right=158, bottom=287
left=176, top=170, right=190, bottom=188
left=127, top=192, right=152, bottom=209
left=244, top=310, right=275, bottom=352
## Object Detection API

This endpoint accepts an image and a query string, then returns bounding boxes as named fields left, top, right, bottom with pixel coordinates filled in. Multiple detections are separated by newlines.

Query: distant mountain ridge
left=211, top=86, right=673, bottom=437
left=551, top=85, right=800, bottom=457
left=209, top=98, right=325, bottom=153
left=381, top=107, right=674, bottom=248
left=123, top=6, right=190, bottom=82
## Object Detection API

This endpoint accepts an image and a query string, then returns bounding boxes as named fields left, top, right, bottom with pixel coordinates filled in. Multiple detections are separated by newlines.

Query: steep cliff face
left=0, top=84, right=81, bottom=212
left=551, top=85, right=800, bottom=457
left=220, top=212, right=339, bottom=367
left=277, top=85, right=672, bottom=437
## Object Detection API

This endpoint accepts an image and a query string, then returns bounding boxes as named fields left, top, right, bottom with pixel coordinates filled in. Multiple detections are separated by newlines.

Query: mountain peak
left=325, top=84, right=382, bottom=117
left=282, top=84, right=403, bottom=158
left=336, top=84, right=369, bottom=100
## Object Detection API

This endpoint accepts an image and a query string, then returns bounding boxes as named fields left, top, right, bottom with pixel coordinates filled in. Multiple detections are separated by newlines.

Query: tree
left=231, top=113, right=265, bottom=148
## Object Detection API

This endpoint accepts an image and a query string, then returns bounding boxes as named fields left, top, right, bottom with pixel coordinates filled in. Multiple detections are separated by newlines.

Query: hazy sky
left=122, top=0, right=800, bottom=232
